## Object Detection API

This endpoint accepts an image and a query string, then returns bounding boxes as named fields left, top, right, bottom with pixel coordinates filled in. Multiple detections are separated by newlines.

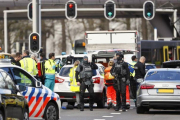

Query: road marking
left=94, top=119, right=105, bottom=120
left=102, top=116, right=114, bottom=117
left=119, top=110, right=128, bottom=112
left=111, top=113, right=121, bottom=114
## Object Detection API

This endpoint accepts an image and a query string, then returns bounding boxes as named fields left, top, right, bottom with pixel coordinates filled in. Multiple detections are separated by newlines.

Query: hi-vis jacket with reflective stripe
left=129, top=61, right=137, bottom=77
left=20, top=57, right=37, bottom=76
left=45, top=59, right=56, bottom=79
left=69, top=66, right=80, bottom=92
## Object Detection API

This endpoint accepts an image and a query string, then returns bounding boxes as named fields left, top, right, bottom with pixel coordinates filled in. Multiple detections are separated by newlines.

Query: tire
left=126, top=105, right=130, bottom=109
left=136, top=106, right=145, bottom=114
left=23, top=109, right=29, bottom=120
left=0, top=110, right=4, bottom=120
left=44, top=102, right=58, bottom=120
left=97, top=92, right=105, bottom=108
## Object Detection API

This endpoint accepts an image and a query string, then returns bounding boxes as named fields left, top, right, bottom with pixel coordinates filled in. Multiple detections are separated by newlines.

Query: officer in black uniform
left=110, top=52, right=130, bottom=112
left=75, top=56, right=98, bottom=111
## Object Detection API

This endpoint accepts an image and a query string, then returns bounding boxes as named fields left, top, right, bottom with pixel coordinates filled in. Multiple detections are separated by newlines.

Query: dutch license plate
left=157, top=89, right=174, bottom=93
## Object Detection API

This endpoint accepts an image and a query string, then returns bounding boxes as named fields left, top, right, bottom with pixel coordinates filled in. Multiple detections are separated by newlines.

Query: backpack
left=114, top=62, right=127, bottom=76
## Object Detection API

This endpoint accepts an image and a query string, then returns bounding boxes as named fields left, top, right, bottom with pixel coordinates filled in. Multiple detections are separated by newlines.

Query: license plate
left=157, top=89, right=174, bottom=93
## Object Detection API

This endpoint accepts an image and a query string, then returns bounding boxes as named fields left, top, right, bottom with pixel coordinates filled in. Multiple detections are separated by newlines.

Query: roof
left=163, top=60, right=180, bottom=64
left=148, top=68, right=180, bottom=72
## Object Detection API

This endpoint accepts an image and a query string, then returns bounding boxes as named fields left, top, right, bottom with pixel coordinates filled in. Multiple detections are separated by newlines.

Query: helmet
left=116, top=52, right=124, bottom=58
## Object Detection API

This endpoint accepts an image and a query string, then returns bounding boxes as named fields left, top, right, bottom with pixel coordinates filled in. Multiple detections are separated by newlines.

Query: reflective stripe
left=45, top=73, right=55, bottom=75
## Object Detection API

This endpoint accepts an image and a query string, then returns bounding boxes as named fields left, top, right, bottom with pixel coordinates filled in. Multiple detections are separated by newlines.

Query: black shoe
left=107, top=103, right=112, bottom=110
left=90, top=107, right=93, bottom=111
left=122, top=108, right=126, bottom=112
left=77, top=104, right=81, bottom=109
left=115, top=106, right=120, bottom=111
left=80, top=108, right=84, bottom=111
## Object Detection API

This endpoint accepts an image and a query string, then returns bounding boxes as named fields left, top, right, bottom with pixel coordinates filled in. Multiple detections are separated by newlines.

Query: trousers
left=113, top=78, right=126, bottom=109
left=45, top=79, right=55, bottom=91
left=130, top=76, right=137, bottom=99
left=75, top=92, right=80, bottom=105
left=106, top=86, right=116, bottom=106
left=80, top=82, right=94, bottom=108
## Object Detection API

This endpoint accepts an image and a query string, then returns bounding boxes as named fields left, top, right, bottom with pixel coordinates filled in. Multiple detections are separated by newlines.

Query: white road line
left=94, top=119, right=106, bottom=120
left=111, top=113, right=121, bottom=114
left=102, top=116, right=114, bottom=117
left=119, top=110, right=128, bottom=112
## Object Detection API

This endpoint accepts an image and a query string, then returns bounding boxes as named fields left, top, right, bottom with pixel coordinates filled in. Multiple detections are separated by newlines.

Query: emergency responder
left=20, top=50, right=37, bottom=76
left=10, top=53, right=16, bottom=64
left=11, top=52, right=22, bottom=66
left=40, top=53, right=47, bottom=62
left=31, top=53, right=38, bottom=63
left=75, top=56, right=98, bottom=111
left=110, top=52, right=130, bottom=112
left=129, top=55, right=138, bottom=103
left=69, top=60, right=80, bottom=108
left=44, top=53, right=59, bottom=91
left=134, top=56, right=146, bottom=97
left=104, top=60, right=116, bottom=109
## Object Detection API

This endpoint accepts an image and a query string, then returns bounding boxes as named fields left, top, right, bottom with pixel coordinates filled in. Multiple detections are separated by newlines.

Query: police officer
left=44, top=53, right=59, bottom=91
left=20, top=50, right=37, bottom=76
left=110, top=52, right=130, bottom=112
left=134, top=56, right=146, bottom=91
left=75, top=56, right=98, bottom=111
left=129, top=55, right=137, bottom=102
left=11, top=52, right=22, bottom=66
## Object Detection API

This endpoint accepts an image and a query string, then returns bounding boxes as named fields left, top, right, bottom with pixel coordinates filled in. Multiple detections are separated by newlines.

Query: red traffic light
left=69, top=4, right=73, bottom=9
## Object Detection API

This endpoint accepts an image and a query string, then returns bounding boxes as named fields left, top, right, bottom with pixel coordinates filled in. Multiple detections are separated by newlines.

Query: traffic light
left=29, top=33, right=40, bottom=53
left=27, top=2, right=32, bottom=21
left=65, top=1, right=77, bottom=20
left=104, top=0, right=116, bottom=20
left=143, top=1, right=155, bottom=20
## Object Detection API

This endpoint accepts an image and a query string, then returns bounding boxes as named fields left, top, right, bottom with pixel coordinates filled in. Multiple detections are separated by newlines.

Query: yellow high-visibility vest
left=130, top=62, right=137, bottom=77
left=45, top=59, right=56, bottom=75
left=69, top=66, right=80, bottom=92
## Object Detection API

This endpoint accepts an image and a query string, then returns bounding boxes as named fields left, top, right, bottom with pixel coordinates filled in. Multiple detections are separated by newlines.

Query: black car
left=0, top=69, right=29, bottom=120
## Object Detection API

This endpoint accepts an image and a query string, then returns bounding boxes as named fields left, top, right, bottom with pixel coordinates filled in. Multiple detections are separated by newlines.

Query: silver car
left=136, top=68, right=180, bottom=114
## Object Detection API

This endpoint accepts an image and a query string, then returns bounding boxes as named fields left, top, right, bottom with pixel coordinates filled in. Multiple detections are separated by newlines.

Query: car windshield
left=145, top=71, right=180, bottom=80
left=146, top=65, right=156, bottom=70
left=59, top=67, right=72, bottom=77
left=62, top=57, right=84, bottom=65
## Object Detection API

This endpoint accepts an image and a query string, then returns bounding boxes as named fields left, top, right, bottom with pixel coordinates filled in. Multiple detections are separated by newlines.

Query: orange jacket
left=104, top=66, right=114, bottom=85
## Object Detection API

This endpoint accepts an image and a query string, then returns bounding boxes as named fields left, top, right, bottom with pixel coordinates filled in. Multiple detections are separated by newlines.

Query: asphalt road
left=31, top=101, right=180, bottom=120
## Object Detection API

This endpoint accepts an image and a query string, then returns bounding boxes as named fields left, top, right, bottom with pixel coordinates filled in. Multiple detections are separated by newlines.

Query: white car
left=54, top=63, right=106, bottom=108
left=0, top=60, right=61, bottom=120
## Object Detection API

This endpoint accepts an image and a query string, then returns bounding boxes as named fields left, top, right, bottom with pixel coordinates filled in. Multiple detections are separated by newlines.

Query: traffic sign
left=143, top=1, right=155, bottom=20
left=65, top=0, right=77, bottom=20
left=29, top=33, right=40, bottom=53
left=104, top=0, right=116, bottom=20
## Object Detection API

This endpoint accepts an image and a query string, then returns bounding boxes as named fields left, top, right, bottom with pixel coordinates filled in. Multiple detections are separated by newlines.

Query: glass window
left=1, top=72, right=16, bottom=91
left=11, top=67, right=35, bottom=87
left=145, top=65, right=156, bottom=70
left=0, top=67, right=13, bottom=79
left=145, top=71, right=180, bottom=81
left=59, top=67, right=72, bottom=77
left=0, top=72, right=6, bottom=89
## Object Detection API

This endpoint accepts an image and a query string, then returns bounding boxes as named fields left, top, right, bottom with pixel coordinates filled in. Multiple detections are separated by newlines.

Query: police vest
left=129, top=62, right=136, bottom=77
left=79, top=64, right=93, bottom=79
left=114, top=62, right=126, bottom=76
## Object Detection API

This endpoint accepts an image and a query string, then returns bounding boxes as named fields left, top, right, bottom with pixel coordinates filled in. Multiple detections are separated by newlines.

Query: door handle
left=10, top=96, right=16, bottom=99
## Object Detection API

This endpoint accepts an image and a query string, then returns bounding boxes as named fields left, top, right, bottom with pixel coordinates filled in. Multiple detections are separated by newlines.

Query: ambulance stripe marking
left=36, top=88, right=42, bottom=101
left=35, top=97, right=50, bottom=117
left=51, top=91, right=54, bottom=100
left=29, top=97, right=43, bottom=117
left=25, top=96, right=28, bottom=99
left=28, top=96, right=35, bottom=107
left=29, top=88, right=35, bottom=101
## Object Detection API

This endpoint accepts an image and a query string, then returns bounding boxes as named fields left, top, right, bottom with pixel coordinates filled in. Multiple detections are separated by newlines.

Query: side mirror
left=36, top=81, right=42, bottom=88
left=16, top=85, right=26, bottom=92
left=137, top=78, right=144, bottom=83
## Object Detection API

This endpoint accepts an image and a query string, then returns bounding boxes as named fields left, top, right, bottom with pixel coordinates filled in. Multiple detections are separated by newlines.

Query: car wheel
left=136, top=106, right=145, bottom=114
left=44, top=102, right=58, bottom=120
left=23, top=109, right=29, bottom=120
left=97, top=92, right=105, bottom=108
left=0, top=111, right=4, bottom=120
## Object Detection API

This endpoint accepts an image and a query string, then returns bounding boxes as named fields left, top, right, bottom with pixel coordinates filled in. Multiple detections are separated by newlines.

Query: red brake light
left=176, top=85, right=180, bottom=89
left=93, top=77, right=100, bottom=84
left=140, top=84, right=154, bottom=89
left=55, top=77, right=65, bottom=83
